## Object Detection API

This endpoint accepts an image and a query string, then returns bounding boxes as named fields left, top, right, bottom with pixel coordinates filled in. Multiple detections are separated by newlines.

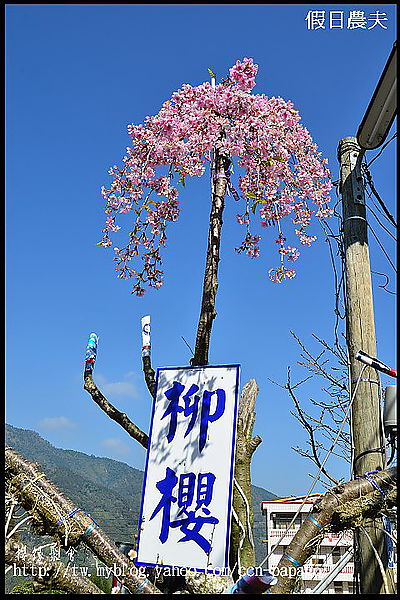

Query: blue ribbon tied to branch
left=85, top=333, right=98, bottom=372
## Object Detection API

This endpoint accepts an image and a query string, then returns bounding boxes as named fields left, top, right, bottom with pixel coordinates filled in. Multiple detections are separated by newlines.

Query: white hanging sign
left=136, top=364, right=240, bottom=573
left=141, top=315, right=151, bottom=357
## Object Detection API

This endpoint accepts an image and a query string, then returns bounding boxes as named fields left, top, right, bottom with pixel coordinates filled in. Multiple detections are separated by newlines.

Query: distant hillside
left=5, top=424, right=279, bottom=563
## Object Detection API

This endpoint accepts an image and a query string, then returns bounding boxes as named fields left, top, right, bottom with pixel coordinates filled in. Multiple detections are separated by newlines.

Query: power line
left=366, top=133, right=397, bottom=169
left=371, top=271, right=396, bottom=295
left=365, top=201, right=397, bottom=242
left=367, top=222, right=397, bottom=273
left=363, top=165, right=397, bottom=229
left=364, top=184, right=397, bottom=230
left=318, top=217, right=346, bottom=354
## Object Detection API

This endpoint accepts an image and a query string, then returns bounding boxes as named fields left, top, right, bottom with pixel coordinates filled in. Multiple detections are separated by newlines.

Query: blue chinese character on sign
left=162, top=382, right=185, bottom=443
left=196, top=473, right=215, bottom=509
left=199, top=389, right=225, bottom=452
left=161, top=382, right=226, bottom=452
left=178, top=473, right=196, bottom=508
left=150, top=468, right=218, bottom=554
left=149, top=467, right=178, bottom=543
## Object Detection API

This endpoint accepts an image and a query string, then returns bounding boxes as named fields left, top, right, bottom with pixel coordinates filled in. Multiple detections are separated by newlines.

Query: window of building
left=332, top=547, right=342, bottom=564
left=334, top=581, right=344, bottom=593
left=272, top=513, right=302, bottom=530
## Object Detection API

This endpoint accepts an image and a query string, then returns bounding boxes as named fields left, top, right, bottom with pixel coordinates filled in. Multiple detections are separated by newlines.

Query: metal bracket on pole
left=338, top=138, right=366, bottom=205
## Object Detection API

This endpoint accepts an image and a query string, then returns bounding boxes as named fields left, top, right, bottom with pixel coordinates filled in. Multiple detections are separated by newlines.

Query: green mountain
left=5, top=424, right=278, bottom=564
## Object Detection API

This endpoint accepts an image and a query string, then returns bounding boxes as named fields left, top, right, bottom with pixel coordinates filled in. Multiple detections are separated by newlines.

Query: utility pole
left=338, top=136, right=391, bottom=594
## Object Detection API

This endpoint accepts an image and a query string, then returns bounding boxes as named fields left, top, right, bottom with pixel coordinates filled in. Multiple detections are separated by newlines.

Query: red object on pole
left=356, top=350, right=397, bottom=378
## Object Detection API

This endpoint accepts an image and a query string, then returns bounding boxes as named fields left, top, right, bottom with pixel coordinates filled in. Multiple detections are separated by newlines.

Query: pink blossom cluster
left=235, top=232, right=261, bottom=258
left=268, top=266, right=297, bottom=283
left=100, top=58, right=332, bottom=293
left=275, top=234, right=300, bottom=263
left=229, top=58, right=258, bottom=92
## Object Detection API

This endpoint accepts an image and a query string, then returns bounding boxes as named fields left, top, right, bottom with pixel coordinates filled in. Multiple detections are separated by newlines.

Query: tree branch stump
left=229, top=379, right=262, bottom=578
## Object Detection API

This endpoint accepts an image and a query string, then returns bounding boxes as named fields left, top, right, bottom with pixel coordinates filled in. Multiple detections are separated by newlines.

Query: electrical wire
left=366, top=188, right=397, bottom=231
left=181, top=335, right=194, bottom=356
left=319, top=218, right=346, bottom=351
left=366, top=133, right=397, bottom=169
left=359, top=526, right=390, bottom=594
left=362, top=165, right=397, bottom=229
left=374, top=524, right=397, bottom=547
left=257, top=364, right=367, bottom=569
left=365, top=201, right=397, bottom=241
left=353, top=534, right=360, bottom=594
left=371, top=271, right=396, bottom=295
left=386, top=436, right=397, bottom=466
left=367, top=222, right=397, bottom=273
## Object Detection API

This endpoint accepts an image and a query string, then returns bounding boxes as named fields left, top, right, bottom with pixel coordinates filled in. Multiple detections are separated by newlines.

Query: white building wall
left=262, top=500, right=355, bottom=594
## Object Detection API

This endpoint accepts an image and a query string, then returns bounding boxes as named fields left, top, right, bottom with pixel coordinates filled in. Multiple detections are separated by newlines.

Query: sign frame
left=135, top=363, right=240, bottom=573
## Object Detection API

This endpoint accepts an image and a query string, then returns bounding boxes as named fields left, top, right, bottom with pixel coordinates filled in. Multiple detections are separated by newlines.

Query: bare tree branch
left=5, top=447, right=162, bottom=594
left=290, top=331, right=348, bottom=391
left=275, top=333, right=353, bottom=485
left=83, top=371, right=148, bottom=449
left=286, top=367, right=339, bottom=485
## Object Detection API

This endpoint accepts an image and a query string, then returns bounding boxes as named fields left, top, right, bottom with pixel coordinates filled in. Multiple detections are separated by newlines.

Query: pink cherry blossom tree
left=97, top=59, right=333, bottom=576
left=100, top=58, right=332, bottom=365
left=101, top=61, right=331, bottom=286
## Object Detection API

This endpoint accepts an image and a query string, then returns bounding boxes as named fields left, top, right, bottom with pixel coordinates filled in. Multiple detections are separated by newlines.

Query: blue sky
left=6, top=4, right=396, bottom=498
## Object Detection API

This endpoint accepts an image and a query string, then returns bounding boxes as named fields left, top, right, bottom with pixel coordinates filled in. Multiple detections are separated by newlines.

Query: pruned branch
left=271, top=467, right=397, bottom=594
left=5, top=447, right=161, bottom=594
left=83, top=371, right=148, bottom=449
left=236, top=379, right=262, bottom=458
left=229, top=379, right=262, bottom=578
left=83, top=333, right=148, bottom=447
left=142, top=354, right=156, bottom=397
left=141, top=316, right=156, bottom=397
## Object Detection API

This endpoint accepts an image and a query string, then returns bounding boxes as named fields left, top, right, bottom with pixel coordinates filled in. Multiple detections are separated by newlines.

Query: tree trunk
left=191, top=152, right=261, bottom=582
left=229, top=379, right=262, bottom=579
left=192, top=149, right=230, bottom=366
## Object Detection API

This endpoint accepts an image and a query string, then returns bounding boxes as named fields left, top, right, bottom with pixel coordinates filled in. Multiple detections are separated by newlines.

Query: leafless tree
left=270, top=331, right=351, bottom=488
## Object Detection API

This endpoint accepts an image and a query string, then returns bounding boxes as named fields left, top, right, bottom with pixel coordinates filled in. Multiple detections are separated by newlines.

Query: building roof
left=262, top=493, right=322, bottom=504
